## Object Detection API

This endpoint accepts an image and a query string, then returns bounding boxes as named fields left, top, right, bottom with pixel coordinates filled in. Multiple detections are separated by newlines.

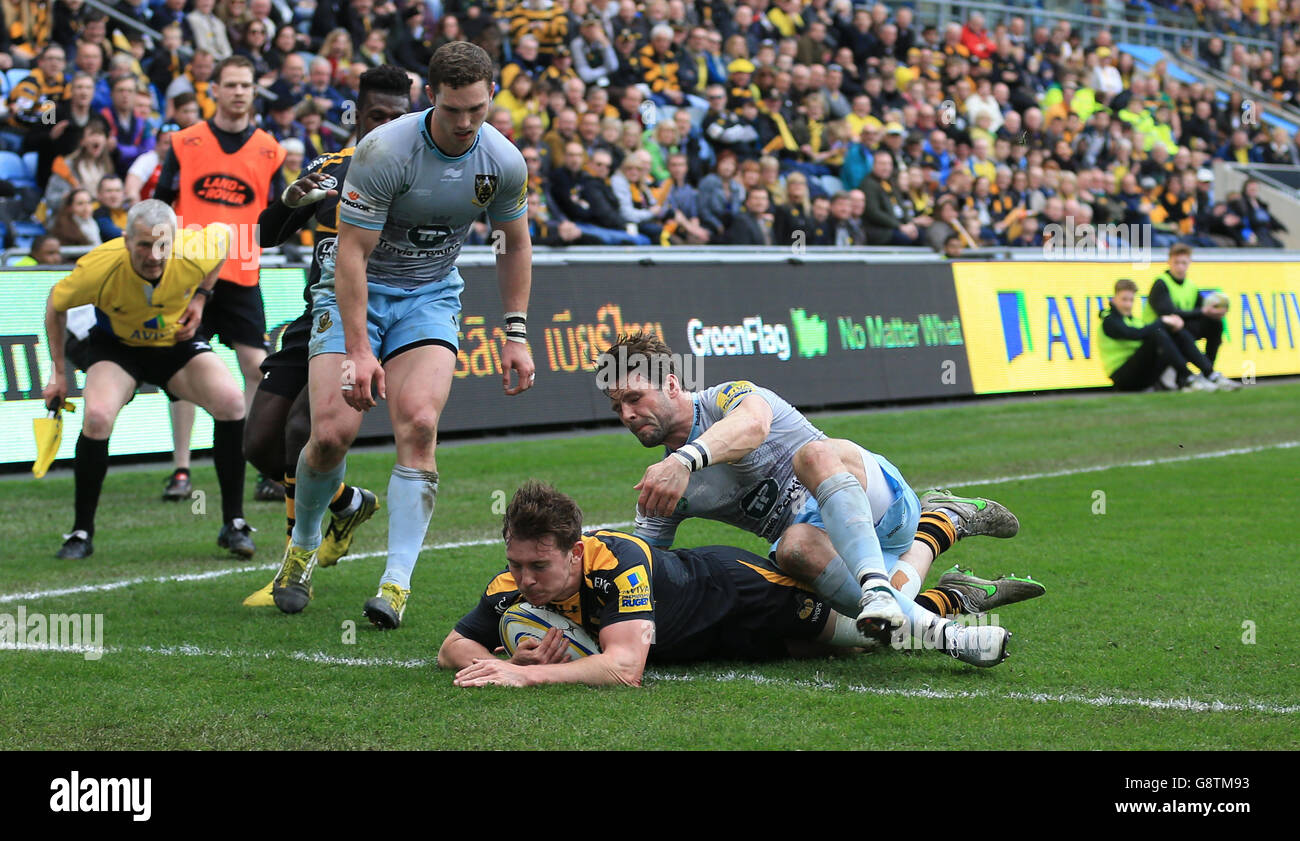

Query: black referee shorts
left=200, top=279, right=269, bottom=353
left=85, top=328, right=213, bottom=401
left=257, top=309, right=311, bottom=398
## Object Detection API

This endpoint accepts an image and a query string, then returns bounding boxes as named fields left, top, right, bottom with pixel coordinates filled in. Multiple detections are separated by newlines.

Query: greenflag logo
left=789, top=309, right=828, bottom=358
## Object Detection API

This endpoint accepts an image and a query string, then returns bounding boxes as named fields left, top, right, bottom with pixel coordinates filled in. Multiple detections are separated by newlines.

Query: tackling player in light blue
left=282, top=42, right=536, bottom=629
left=599, top=332, right=1029, bottom=667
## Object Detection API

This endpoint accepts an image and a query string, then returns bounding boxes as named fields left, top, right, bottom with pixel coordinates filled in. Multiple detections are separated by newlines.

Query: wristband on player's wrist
left=504, top=311, right=527, bottom=344
left=194, top=286, right=214, bottom=299
left=670, top=441, right=712, bottom=472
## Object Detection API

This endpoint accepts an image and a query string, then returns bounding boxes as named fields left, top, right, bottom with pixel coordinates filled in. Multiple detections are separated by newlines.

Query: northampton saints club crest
left=472, top=173, right=498, bottom=207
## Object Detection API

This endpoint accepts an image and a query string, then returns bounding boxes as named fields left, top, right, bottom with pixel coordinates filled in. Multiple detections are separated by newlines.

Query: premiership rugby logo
left=193, top=174, right=254, bottom=207
left=472, top=173, right=498, bottom=207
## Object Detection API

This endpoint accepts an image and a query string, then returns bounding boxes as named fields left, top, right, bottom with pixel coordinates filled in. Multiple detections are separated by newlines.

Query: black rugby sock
left=212, top=419, right=247, bottom=522
left=73, top=434, right=110, bottom=536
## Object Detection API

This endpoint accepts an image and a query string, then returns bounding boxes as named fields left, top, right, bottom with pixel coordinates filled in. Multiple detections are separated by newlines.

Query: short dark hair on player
left=214, top=54, right=256, bottom=84
left=358, top=64, right=412, bottom=106
left=1168, top=242, right=1193, bottom=259
left=427, top=41, right=495, bottom=94
left=1114, top=278, right=1138, bottom=295
left=503, top=481, right=583, bottom=550
left=596, top=330, right=678, bottom=390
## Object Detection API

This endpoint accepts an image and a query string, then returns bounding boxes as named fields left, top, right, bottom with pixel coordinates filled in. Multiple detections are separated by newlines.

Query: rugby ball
left=499, top=603, right=600, bottom=660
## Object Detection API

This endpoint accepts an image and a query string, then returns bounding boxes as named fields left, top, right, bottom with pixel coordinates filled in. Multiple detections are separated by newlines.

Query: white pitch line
left=0, top=520, right=633, bottom=605
left=643, top=669, right=1300, bottom=715
left=3, top=641, right=1294, bottom=715
left=946, top=440, right=1299, bottom=489
left=4, top=438, right=1298, bottom=606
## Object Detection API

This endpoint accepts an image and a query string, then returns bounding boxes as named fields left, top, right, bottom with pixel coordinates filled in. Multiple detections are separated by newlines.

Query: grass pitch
left=2, top=384, right=1297, bottom=750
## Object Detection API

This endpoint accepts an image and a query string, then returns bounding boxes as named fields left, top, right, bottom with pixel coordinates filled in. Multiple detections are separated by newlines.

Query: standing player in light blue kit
left=271, top=42, right=536, bottom=628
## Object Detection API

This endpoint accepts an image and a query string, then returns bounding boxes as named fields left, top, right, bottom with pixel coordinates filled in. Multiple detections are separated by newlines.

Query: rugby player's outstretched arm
left=636, top=394, right=774, bottom=518
left=453, top=620, right=653, bottom=688
left=336, top=221, right=384, bottom=410
left=492, top=213, right=536, bottom=395
left=692, top=393, right=773, bottom=464
left=437, top=630, right=495, bottom=670
left=437, top=627, right=569, bottom=671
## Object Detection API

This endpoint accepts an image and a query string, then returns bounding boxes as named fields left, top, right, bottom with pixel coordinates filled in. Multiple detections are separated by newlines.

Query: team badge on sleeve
left=717, top=381, right=756, bottom=413
left=614, top=566, right=652, bottom=613
left=472, top=173, right=499, bottom=207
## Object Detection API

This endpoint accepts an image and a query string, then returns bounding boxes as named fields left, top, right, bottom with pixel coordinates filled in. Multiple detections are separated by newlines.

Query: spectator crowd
left=2, top=0, right=1298, bottom=260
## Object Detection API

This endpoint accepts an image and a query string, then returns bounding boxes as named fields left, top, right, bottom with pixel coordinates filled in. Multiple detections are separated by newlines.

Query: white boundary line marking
left=0, top=520, right=632, bottom=605
left=645, top=669, right=1300, bottom=715
left=2, top=641, right=1295, bottom=715
left=946, top=440, right=1299, bottom=488
left=4, top=440, right=1297, bottom=606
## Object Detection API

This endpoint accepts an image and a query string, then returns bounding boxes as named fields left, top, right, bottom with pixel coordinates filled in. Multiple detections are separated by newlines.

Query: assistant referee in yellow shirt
left=42, top=200, right=255, bottom=560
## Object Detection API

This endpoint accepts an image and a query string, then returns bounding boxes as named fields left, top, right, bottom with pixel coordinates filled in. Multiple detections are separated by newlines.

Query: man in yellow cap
left=727, top=58, right=759, bottom=108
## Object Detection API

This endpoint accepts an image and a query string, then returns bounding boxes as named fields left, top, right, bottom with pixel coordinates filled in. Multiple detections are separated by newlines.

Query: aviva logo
left=997, top=292, right=1033, bottom=362
left=998, top=291, right=1108, bottom=362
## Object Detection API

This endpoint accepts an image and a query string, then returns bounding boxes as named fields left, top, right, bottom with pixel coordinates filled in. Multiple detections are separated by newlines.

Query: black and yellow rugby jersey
left=259, top=147, right=353, bottom=304
left=455, top=529, right=739, bottom=660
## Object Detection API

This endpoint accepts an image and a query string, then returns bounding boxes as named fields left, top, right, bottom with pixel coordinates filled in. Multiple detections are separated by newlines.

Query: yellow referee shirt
left=51, top=224, right=229, bottom=348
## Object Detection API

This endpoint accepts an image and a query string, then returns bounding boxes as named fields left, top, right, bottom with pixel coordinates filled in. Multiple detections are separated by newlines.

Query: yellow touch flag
left=32, top=400, right=74, bottom=478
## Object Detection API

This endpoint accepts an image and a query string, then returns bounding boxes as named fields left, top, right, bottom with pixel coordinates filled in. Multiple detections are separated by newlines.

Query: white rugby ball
left=499, top=603, right=600, bottom=660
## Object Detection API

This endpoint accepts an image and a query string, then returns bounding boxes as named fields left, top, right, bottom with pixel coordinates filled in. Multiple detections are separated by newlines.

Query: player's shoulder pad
left=304, top=148, right=351, bottom=177
left=484, top=569, right=518, bottom=598
left=715, top=380, right=758, bottom=413
left=588, top=530, right=655, bottom=569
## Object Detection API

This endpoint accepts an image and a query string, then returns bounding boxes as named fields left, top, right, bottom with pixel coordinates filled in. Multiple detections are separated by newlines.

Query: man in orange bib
left=155, top=55, right=287, bottom=504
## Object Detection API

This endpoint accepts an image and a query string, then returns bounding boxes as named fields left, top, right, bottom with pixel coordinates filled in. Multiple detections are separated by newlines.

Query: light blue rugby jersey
left=633, top=381, right=827, bottom=547
left=327, top=110, right=527, bottom=290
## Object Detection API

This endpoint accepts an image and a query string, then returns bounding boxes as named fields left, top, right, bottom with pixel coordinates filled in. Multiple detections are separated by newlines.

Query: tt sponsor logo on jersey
left=687, top=316, right=792, bottom=361
left=762, top=480, right=807, bottom=539
left=407, top=224, right=453, bottom=247
left=49, top=771, right=151, bottom=821
left=193, top=174, right=254, bottom=207
left=740, top=478, right=779, bottom=522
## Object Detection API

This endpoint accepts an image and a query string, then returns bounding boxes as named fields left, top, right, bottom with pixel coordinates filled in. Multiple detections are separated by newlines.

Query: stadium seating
left=5, top=68, right=29, bottom=92
left=0, top=151, right=35, bottom=189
